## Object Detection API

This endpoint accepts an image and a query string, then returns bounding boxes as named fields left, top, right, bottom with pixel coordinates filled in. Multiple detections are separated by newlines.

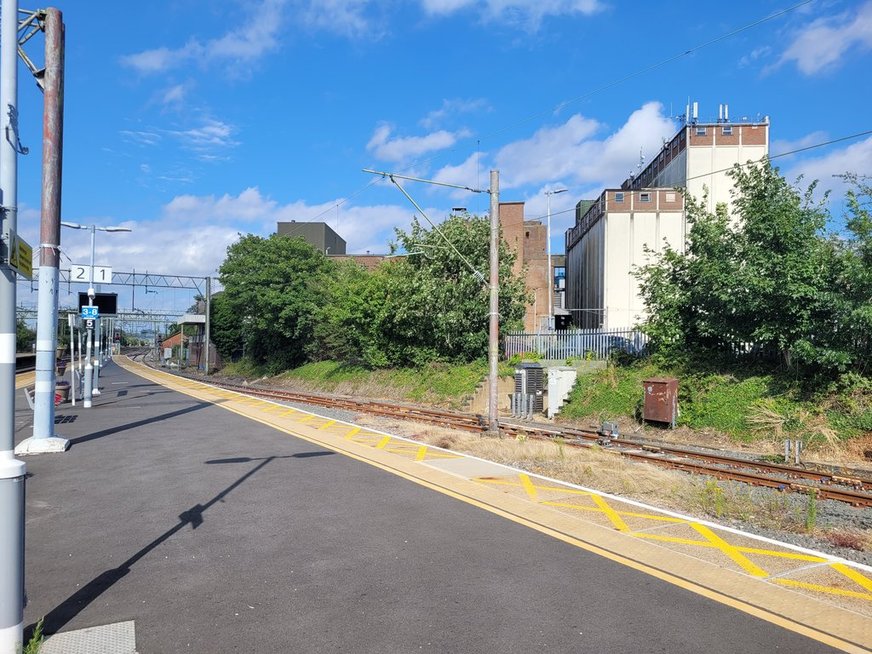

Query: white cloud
left=494, top=102, right=675, bottom=189
left=163, top=187, right=277, bottom=225
left=298, top=0, right=383, bottom=39
left=367, top=123, right=471, bottom=162
left=420, top=0, right=603, bottom=26
left=770, top=130, right=829, bottom=158
left=776, top=1, right=872, bottom=75
left=431, top=152, right=488, bottom=199
left=122, top=118, right=239, bottom=162
left=738, top=45, right=771, bottom=68
left=168, top=119, right=239, bottom=155
left=121, top=0, right=288, bottom=75
left=120, top=130, right=162, bottom=147
left=160, top=84, right=188, bottom=107
left=782, top=135, right=872, bottom=196
left=420, top=98, right=490, bottom=129
left=494, top=114, right=600, bottom=187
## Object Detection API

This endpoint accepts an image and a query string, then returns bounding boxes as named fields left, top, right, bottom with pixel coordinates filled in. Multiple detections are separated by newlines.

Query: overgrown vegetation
left=561, top=166, right=872, bottom=446
left=636, top=165, right=872, bottom=382
left=213, top=214, right=528, bottom=373
left=561, top=356, right=872, bottom=446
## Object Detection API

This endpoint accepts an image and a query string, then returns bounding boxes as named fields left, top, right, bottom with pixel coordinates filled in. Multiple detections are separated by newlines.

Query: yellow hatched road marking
left=691, top=523, right=769, bottom=578
left=318, top=420, right=337, bottom=430
left=376, top=436, right=392, bottom=449
left=296, top=414, right=316, bottom=423
left=519, top=474, right=539, bottom=501
left=774, top=578, right=872, bottom=601
left=281, top=409, right=298, bottom=416
left=416, top=446, right=428, bottom=461
left=831, top=563, right=872, bottom=593
left=590, top=493, right=631, bottom=532
left=261, top=405, right=284, bottom=413
left=345, top=427, right=361, bottom=439
left=476, top=477, right=590, bottom=496
left=543, top=501, right=685, bottom=524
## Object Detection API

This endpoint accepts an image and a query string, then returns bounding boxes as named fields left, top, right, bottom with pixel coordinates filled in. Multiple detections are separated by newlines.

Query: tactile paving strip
left=41, top=620, right=136, bottom=654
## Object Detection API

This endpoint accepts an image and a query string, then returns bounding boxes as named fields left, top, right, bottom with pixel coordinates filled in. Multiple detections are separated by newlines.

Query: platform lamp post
left=544, top=188, right=567, bottom=331
left=60, top=222, right=131, bottom=407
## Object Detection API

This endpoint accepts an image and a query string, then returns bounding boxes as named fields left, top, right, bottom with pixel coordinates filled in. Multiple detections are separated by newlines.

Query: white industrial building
left=564, top=103, right=769, bottom=329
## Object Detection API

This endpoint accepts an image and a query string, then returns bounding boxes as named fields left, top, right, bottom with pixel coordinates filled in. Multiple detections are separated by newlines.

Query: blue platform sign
left=81, top=306, right=99, bottom=319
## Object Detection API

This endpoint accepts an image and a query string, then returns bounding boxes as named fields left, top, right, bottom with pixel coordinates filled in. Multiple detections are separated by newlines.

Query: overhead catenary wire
left=365, top=169, right=487, bottom=284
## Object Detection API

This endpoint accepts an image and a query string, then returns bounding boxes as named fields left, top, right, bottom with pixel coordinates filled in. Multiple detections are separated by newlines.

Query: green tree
left=312, top=213, right=530, bottom=368
left=16, top=317, right=35, bottom=352
left=218, top=233, right=333, bottom=370
left=209, top=291, right=244, bottom=361
left=821, top=174, right=872, bottom=375
left=637, top=162, right=833, bottom=372
left=389, top=214, right=529, bottom=364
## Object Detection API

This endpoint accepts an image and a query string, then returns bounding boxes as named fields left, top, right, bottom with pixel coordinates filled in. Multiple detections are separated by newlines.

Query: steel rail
left=144, top=365, right=872, bottom=507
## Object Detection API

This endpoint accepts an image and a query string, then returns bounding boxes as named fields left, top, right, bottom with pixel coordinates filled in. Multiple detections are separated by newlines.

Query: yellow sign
left=9, top=233, right=33, bottom=279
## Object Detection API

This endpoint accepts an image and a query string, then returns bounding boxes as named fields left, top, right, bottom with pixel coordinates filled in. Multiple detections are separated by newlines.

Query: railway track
left=154, top=365, right=872, bottom=508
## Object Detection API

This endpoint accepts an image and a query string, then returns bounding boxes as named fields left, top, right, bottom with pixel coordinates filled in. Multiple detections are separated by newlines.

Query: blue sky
left=11, top=0, right=872, bottom=312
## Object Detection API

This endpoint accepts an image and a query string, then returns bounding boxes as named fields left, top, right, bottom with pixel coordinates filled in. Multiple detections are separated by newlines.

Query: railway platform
left=12, top=357, right=872, bottom=653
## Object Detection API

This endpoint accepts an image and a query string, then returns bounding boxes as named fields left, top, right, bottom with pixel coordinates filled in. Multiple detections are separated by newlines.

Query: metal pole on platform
left=0, top=0, right=27, bottom=647
left=83, top=225, right=95, bottom=405
left=487, top=170, right=500, bottom=436
left=68, top=312, right=76, bottom=406
left=204, top=277, right=211, bottom=374
left=19, top=8, right=69, bottom=454
left=93, top=315, right=101, bottom=394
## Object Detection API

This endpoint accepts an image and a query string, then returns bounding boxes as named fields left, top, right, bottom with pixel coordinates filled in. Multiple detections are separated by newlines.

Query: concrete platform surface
left=13, top=359, right=871, bottom=653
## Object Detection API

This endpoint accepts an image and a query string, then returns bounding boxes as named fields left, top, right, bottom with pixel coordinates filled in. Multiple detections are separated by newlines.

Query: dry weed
left=747, top=400, right=787, bottom=440
left=823, top=529, right=871, bottom=552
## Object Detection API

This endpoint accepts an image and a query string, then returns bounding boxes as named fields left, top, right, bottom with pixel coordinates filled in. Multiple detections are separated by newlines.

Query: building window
left=695, top=126, right=706, bottom=136
left=615, top=192, right=624, bottom=203
left=665, top=192, right=676, bottom=202
left=640, top=192, right=651, bottom=202
left=722, top=126, right=733, bottom=136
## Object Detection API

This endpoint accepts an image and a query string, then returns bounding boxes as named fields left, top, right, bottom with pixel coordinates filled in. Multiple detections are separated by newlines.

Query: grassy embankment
left=219, top=359, right=513, bottom=410
left=220, top=356, right=872, bottom=453
left=560, top=359, right=872, bottom=455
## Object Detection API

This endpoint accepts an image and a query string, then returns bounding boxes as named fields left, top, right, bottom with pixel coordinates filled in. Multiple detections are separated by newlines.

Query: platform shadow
left=29, top=450, right=335, bottom=637
left=68, top=400, right=218, bottom=446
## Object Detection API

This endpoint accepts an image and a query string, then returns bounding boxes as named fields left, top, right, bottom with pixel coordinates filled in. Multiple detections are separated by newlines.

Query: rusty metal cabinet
left=642, top=378, right=678, bottom=427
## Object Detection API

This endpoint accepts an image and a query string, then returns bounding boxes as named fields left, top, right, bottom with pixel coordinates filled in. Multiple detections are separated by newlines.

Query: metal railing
left=504, top=328, right=648, bottom=360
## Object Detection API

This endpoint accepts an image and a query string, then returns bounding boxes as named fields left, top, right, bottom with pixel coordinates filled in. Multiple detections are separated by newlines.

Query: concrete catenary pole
left=19, top=8, right=69, bottom=454
left=0, top=0, right=27, bottom=648
left=487, top=170, right=500, bottom=435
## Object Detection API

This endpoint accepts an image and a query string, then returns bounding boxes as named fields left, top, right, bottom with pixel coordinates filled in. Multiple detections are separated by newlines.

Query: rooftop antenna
left=692, top=101, right=699, bottom=123
left=637, top=148, right=645, bottom=172
left=718, top=104, right=724, bottom=122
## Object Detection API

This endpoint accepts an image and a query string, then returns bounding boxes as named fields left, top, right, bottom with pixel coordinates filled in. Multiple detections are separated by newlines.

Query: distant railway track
left=15, top=354, right=36, bottom=374
left=146, top=362, right=872, bottom=508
